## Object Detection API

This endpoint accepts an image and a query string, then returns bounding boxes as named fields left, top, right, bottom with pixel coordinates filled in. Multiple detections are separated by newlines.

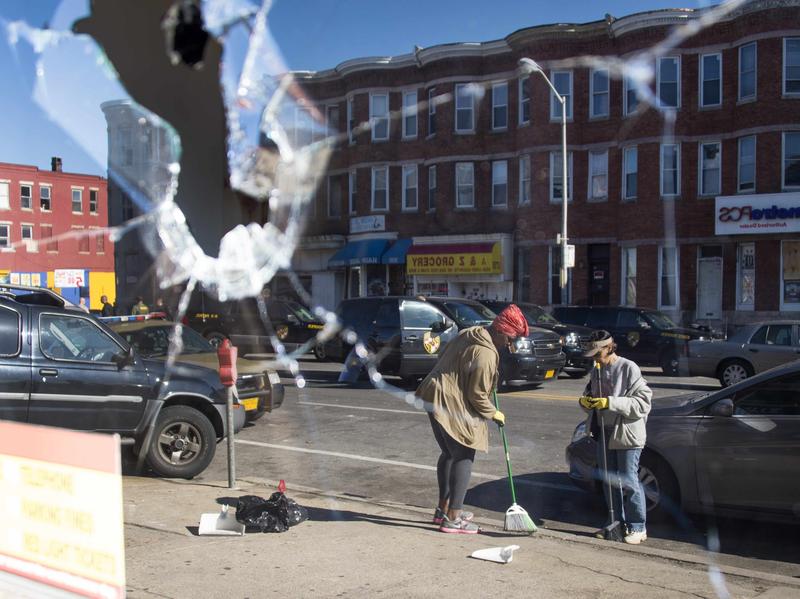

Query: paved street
left=173, top=356, right=800, bottom=581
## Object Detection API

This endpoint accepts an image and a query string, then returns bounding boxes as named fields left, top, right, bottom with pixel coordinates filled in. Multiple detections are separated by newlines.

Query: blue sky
left=0, top=0, right=710, bottom=176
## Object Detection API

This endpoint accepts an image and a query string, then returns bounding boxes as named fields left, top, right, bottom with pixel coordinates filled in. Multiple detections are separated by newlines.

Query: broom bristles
left=504, top=503, right=537, bottom=533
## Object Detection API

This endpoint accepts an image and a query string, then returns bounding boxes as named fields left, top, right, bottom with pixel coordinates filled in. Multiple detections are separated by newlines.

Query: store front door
left=587, top=244, right=610, bottom=306
left=697, top=256, right=723, bottom=320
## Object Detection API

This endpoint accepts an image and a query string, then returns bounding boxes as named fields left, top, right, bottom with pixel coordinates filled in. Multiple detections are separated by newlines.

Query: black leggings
left=429, top=414, right=476, bottom=511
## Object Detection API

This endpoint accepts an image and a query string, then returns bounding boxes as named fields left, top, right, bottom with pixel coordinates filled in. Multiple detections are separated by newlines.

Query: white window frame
left=548, top=245, right=572, bottom=306
left=402, top=164, right=418, bottom=212
left=622, top=146, right=638, bottom=201
left=550, top=71, right=573, bottom=121
left=783, top=38, right=800, bottom=96
left=699, top=53, right=722, bottom=108
left=455, top=84, right=475, bottom=133
left=549, top=151, right=573, bottom=203
left=71, top=188, right=83, bottom=214
left=492, top=82, right=508, bottom=130
left=518, top=156, right=530, bottom=205
left=327, top=175, right=342, bottom=219
left=783, top=132, right=800, bottom=190
left=455, top=162, right=474, bottom=208
left=20, top=183, right=32, bottom=210
left=348, top=170, right=357, bottom=215
left=371, top=166, right=388, bottom=211
left=518, top=76, right=530, bottom=125
left=0, top=223, right=11, bottom=250
left=0, top=181, right=9, bottom=210
left=738, top=135, right=756, bottom=193
left=620, top=247, right=637, bottom=307
left=660, top=143, right=681, bottom=197
left=738, top=42, right=757, bottom=102
left=402, top=90, right=418, bottom=139
left=39, top=185, right=52, bottom=212
left=347, top=96, right=355, bottom=143
left=698, top=141, right=722, bottom=197
left=587, top=150, right=609, bottom=201
left=657, top=56, right=681, bottom=109
left=623, top=76, right=640, bottom=116
left=491, top=160, right=508, bottom=208
left=370, top=92, right=389, bottom=141
left=658, top=245, right=680, bottom=310
left=427, top=88, right=436, bottom=137
left=590, top=68, right=610, bottom=118
left=428, top=165, right=437, bottom=211
left=21, top=224, right=36, bottom=253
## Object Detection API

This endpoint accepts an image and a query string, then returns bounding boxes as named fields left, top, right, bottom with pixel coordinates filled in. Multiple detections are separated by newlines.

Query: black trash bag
left=235, top=492, right=309, bottom=533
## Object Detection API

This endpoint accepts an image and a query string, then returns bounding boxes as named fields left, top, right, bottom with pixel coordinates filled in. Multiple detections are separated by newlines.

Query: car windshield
left=644, top=311, right=679, bottom=329
left=442, top=302, right=495, bottom=327
left=125, top=325, right=213, bottom=357
left=520, top=305, right=559, bottom=325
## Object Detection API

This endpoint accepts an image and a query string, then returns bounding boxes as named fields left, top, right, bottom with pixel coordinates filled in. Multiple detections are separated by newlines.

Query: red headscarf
left=492, top=304, right=529, bottom=338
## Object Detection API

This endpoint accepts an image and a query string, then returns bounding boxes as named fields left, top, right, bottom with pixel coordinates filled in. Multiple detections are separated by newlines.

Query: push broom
left=492, top=390, right=537, bottom=534
left=594, top=362, right=625, bottom=542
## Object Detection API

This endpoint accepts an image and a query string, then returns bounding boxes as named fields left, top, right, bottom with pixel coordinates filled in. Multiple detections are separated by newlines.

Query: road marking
left=298, top=401, right=423, bottom=415
left=235, top=439, right=582, bottom=493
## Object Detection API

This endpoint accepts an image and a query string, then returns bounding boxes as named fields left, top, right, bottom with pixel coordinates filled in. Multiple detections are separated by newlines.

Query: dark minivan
left=320, top=296, right=458, bottom=382
left=552, top=306, right=706, bottom=375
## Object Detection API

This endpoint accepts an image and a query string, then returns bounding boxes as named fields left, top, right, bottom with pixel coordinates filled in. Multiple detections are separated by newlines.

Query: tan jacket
left=416, top=327, right=499, bottom=452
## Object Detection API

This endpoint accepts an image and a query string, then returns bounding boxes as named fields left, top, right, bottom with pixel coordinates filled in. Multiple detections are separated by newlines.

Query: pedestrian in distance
left=131, top=296, right=150, bottom=316
left=154, top=296, right=173, bottom=320
left=579, top=330, right=653, bottom=545
left=417, top=304, right=528, bottom=534
left=100, top=295, right=114, bottom=317
left=78, top=297, right=90, bottom=313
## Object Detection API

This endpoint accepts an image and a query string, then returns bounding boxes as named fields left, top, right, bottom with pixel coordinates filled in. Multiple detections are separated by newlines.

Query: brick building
left=0, top=159, right=115, bottom=309
left=293, top=1, right=800, bottom=326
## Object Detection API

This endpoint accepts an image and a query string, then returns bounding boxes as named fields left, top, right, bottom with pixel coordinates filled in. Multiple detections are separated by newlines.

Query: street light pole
left=518, top=58, right=569, bottom=304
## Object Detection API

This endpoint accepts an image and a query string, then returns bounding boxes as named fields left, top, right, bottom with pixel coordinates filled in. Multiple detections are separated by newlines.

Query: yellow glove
left=579, top=396, right=595, bottom=410
left=588, top=397, right=609, bottom=410
left=492, top=410, right=506, bottom=427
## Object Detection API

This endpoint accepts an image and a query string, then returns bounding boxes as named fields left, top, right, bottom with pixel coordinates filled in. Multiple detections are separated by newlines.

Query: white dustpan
left=198, top=505, right=245, bottom=536
left=470, top=544, right=520, bottom=564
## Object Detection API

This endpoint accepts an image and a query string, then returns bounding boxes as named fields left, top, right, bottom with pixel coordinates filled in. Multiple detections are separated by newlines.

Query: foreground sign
left=0, top=422, right=125, bottom=598
left=715, top=192, right=800, bottom=235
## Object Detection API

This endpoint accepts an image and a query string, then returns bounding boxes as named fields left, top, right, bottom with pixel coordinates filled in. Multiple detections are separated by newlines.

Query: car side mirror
left=710, top=398, right=734, bottom=417
left=639, top=322, right=651, bottom=330
left=112, top=346, right=135, bottom=369
left=287, top=314, right=299, bottom=325
left=430, top=321, right=446, bottom=333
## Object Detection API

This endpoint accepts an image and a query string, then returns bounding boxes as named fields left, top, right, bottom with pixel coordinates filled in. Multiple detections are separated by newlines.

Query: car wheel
left=639, top=452, right=680, bottom=522
left=205, top=331, right=227, bottom=349
left=659, top=352, right=680, bottom=376
left=313, top=343, right=328, bottom=361
left=718, top=359, right=753, bottom=387
left=147, top=406, right=216, bottom=479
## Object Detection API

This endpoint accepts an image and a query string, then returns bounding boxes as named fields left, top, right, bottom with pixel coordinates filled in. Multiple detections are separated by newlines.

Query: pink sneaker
left=433, top=508, right=474, bottom=525
left=439, top=517, right=480, bottom=534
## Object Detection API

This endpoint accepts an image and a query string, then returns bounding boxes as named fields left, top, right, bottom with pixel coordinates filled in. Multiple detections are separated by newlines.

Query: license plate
left=544, top=370, right=555, bottom=379
left=268, top=372, right=281, bottom=385
left=241, top=398, right=259, bottom=411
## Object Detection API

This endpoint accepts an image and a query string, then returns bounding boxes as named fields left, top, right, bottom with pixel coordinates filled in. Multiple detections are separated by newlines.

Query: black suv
left=0, top=285, right=245, bottom=479
left=424, top=297, right=566, bottom=387
left=552, top=306, right=706, bottom=375
left=319, top=296, right=458, bottom=382
left=482, top=300, right=595, bottom=378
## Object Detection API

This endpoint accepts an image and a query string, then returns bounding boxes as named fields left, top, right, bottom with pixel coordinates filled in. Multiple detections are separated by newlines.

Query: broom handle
left=493, top=390, right=518, bottom=505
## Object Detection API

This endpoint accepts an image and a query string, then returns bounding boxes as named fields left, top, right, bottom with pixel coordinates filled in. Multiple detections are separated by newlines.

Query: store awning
left=381, top=238, right=412, bottom=265
left=328, top=239, right=391, bottom=268
left=407, top=242, right=502, bottom=275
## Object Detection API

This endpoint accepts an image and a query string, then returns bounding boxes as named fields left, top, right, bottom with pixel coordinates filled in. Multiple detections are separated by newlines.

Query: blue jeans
left=595, top=439, right=646, bottom=533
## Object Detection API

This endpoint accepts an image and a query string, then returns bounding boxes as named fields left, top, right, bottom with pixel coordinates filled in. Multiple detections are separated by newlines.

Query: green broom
left=493, top=390, right=537, bottom=534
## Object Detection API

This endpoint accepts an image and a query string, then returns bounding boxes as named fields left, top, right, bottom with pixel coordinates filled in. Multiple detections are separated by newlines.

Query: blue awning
left=381, top=238, right=412, bottom=264
left=328, top=239, right=391, bottom=268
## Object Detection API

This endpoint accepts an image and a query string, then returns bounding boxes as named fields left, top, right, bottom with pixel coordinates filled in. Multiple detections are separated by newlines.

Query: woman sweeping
left=417, top=304, right=529, bottom=534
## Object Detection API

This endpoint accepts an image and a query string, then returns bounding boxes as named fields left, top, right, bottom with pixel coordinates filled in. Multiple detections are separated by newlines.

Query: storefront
left=292, top=235, right=346, bottom=310
left=407, top=234, right=513, bottom=299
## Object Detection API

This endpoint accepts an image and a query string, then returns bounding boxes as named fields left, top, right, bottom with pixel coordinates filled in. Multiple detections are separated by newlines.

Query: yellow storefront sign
left=407, top=243, right=502, bottom=275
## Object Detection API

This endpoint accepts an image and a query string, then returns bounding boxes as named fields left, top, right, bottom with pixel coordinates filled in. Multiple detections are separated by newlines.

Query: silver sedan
left=688, top=321, right=800, bottom=387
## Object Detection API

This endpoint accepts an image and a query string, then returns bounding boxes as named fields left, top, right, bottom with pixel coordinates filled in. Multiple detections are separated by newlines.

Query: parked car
left=318, top=296, right=458, bottom=383
left=552, top=306, right=708, bottom=375
left=482, top=300, right=595, bottom=378
left=565, top=360, right=800, bottom=521
left=186, top=294, right=325, bottom=356
left=107, top=315, right=285, bottom=421
left=0, top=284, right=245, bottom=479
left=423, top=297, right=566, bottom=388
left=688, top=321, right=800, bottom=387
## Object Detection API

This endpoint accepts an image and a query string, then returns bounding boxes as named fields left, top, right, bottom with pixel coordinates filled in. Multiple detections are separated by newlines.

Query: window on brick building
left=550, top=71, right=572, bottom=120
left=658, top=246, right=679, bottom=309
left=347, top=96, right=355, bottom=143
left=327, top=175, right=342, bottom=218
left=492, top=82, right=508, bottom=130
left=519, top=156, right=530, bottom=205
left=89, top=189, right=98, bottom=213
left=0, top=182, right=9, bottom=210
left=623, top=76, right=640, bottom=115
left=549, top=151, right=573, bottom=203
left=40, top=186, right=51, bottom=211
left=784, top=38, right=800, bottom=95
left=117, top=127, right=133, bottom=167
left=348, top=170, right=356, bottom=214
left=71, top=189, right=82, bottom=213
left=515, top=248, right=531, bottom=303
left=428, top=88, right=436, bottom=136
left=402, top=91, right=417, bottom=138
left=699, top=142, right=721, bottom=196
left=326, top=104, right=340, bottom=133
left=588, top=150, right=608, bottom=201
left=79, top=231, right=90, bottom=253
left=455, top=162, right=474, bottom=208
left=518, top=77, right=530, bottom=125
left=739, top=42, right=757, bottom=101
left=737, top=243, right=755, bottom=310
left=657, top=56, right=680, bottom=108
left=402, top=165, right=418, bottom=211
left=428, top=165, right=437, bottom=211
left=738, top=136, right=756, bottom=192
left=549, top=246, right=572, bottom=305
left=700, top=53, right=722, bottom=107
left=590, top=69, right=609, bottom=118
left=784, top=132, right=800, bottom=189
left=20, top=184, right=31, bottom=210
left=21, top=224, right=36, bottom=252
left=492, top=160, right=507, bottom=207
left=660, top=143, right=680, bottom=197
left=96, top=232, right=105, bottom=253
left=621, top=247, right=637, bottom=306
left=370, top=93, right=389, bottom=141
left=0, top=224, right=9, bottom=248
left=371, top=166, right=388, bottom=211
left=622, top=146, right=638, bottom=201
left=455, top=84, right=475, bottom=133
left=41, top=225, right=56, bottom=252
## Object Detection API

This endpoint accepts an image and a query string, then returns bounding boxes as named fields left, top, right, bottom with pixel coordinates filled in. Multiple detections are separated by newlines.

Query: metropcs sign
left=715, top=192, right=800, bottom=235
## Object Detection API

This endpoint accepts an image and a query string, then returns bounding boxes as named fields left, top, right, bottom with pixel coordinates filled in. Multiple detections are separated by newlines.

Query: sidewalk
left=123, top=476, right=800, bottom=599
